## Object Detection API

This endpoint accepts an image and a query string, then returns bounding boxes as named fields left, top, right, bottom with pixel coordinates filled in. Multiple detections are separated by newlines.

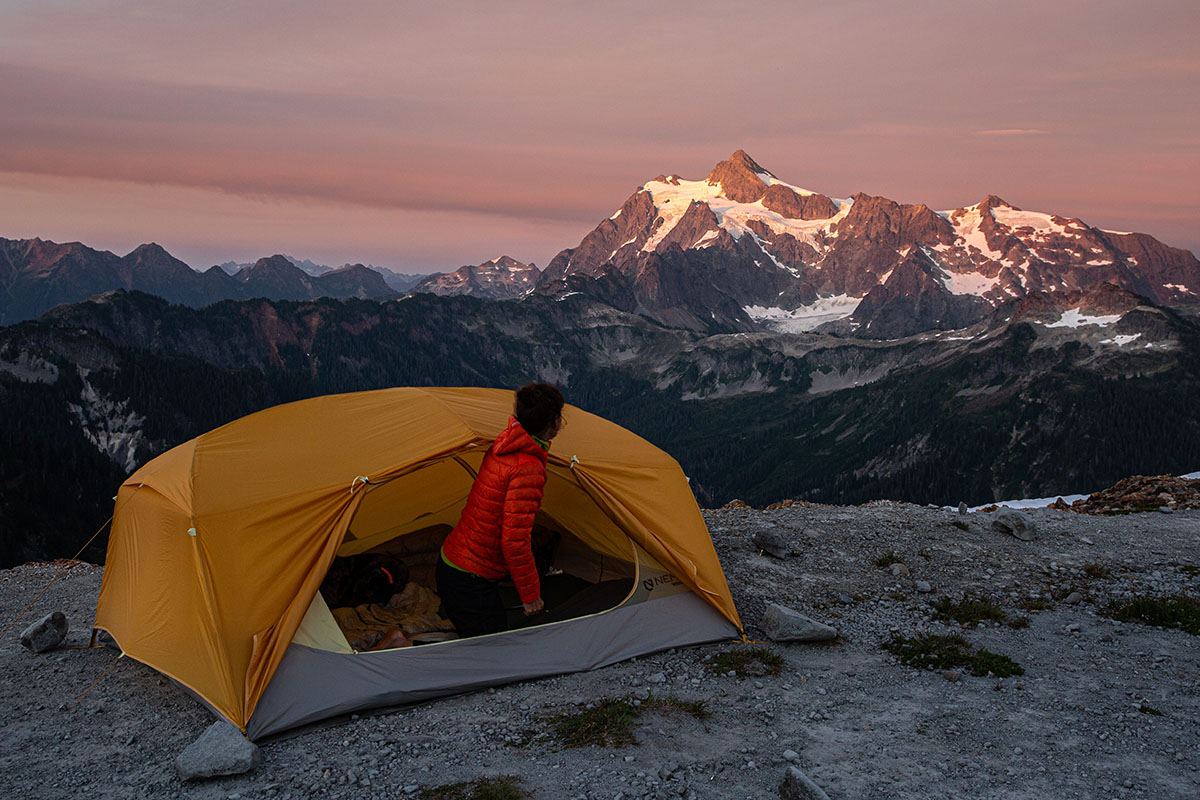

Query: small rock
left=837, top=594, right=853, bottom=605
left=889, top=563, right=910, bottom=577
left=991, top=511, right=1036, bottom=541
left=1064, top=592, right=1083, bottom=605
left=958, top=502, right=967, bottom=515
left=20, top=611, right=68, bottom=653
left=915, top=581, right=933, bottom=593
left=779, top=765, right=832, bottom=800
left=175, top=720, right=260, bottom=781
left=1066, top=623, right=1081, bottom=633
left=633, top=688, right=650, bottom=701
left=760, top=603, right=838, bottom=642
left=782, top=749, right=800, bottom=763
left=943, top=670, right=961, bottom=683
left=1159, top=506, right=1173, bottom=514
left=754, top=528, right=793, bottom=559
left=1080, top=536, right=1094, bottom=545
left=648, top=672, right=666, bottom=684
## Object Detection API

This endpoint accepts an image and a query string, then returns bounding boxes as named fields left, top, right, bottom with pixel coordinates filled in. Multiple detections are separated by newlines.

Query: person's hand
left=522, top=597, right=545, bottom=615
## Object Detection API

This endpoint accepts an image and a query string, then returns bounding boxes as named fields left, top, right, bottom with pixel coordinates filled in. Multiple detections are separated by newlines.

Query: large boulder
left=20, top=611, right=68, bottom=653
left=760, top=603, right=838, bottom=642
left=754, top=527, right=793, bottom=559
left=780, top=766, right=832, bottom=800
left=991, top=510, right=1037, bottom=541
left=175, top=720, right=260, bottom=781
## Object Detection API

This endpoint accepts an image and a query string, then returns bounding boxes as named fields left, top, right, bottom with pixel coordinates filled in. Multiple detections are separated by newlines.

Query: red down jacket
left=441, top=416, right=547, bottom=603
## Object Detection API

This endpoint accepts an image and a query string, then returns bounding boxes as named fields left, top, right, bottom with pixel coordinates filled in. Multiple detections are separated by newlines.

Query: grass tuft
left=874, top=551, right=902, bottom=569
left=930, top=595, right=1008, bottom=626
left=883, top=633, right=1024, bottom=677
left=551, top=693, right=709, bottom=748
left=1083, top=562, right=1111, bottom=579
left=553, top=699, right=638, bottom=748
left=951, top=520, right=970, bottom=532
left=705, top=646, right=784, bottom=678
left=419, top=776, right=528, bottom=800
left=1007, top=615, right=1031, bottom=629
left=1102, top=595, right=1200, bottom=636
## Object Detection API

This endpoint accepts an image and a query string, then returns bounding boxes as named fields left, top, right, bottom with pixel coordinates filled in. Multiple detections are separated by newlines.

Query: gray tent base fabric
left=247, top=591, right=735, bottom=740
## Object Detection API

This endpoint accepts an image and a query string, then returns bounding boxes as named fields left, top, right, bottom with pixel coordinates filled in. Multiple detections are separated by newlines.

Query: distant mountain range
left=0, top=240, right=407, bottom=324
left=2, top=149, right=1200, bottom=566
left=4, top=150, right=1197, bottom=333
left=217, top=255, right=428, bottom=293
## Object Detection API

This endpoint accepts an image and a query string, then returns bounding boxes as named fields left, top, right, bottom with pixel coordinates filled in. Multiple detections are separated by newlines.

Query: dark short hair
left=514, top=382, right=565, bottom=436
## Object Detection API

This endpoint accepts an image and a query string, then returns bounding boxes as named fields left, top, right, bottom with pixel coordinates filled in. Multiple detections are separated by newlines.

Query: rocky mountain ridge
left=3, top=285, right=1198, bottom=566
left=412, top=255, right=541, bottom=300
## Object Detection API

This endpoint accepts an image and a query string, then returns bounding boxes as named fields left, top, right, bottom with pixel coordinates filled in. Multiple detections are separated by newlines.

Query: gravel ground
left=1, top=503, right=1198, bottom=800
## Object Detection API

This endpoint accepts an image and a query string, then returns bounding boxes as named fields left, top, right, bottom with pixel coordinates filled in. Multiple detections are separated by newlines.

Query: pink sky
left=1, top=0, right=1197, bottom=273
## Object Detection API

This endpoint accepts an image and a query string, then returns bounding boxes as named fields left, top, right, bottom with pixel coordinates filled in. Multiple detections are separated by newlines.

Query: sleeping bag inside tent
left=94, top=387, right=742, bottom=739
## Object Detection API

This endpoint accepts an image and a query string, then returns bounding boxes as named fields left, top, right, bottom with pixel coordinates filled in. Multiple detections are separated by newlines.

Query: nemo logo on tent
left=643, top=574, right=683, bottom=593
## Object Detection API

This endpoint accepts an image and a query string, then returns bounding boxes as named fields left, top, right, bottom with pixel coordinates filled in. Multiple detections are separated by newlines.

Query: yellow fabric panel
left=570, top=462, right=742, bottom=630
left=96, top=386, right=741, bottom=730
left=94, top=484, right=241, bottom=721
left=190, top=389, right=483, bottom=516
left=121, top=438, right=196, bottom=512
left=346, top=455, right=478, bottom=545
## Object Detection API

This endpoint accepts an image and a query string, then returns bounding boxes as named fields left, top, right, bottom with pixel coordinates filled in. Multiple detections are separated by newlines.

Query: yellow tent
left=94, top=387, right=741, bottom=738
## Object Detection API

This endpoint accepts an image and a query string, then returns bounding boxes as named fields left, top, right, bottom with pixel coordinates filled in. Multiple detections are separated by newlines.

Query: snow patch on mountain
left=1044, top=308, right=1123, bottom=328
left=640, top=176, right=850, bottom=254
left=67, top=369, right=145, bottom=473
left=744, top=295, right=860, bottom=333
left=0, top=352, right=59, bottom=384
left=936, top=266, right=1003, bottom=297
left=1100, top=333, right=1142, bottom=346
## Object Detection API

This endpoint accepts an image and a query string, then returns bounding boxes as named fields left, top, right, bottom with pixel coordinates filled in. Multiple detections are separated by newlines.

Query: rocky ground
left=1, top=501, right=1198, bottom=800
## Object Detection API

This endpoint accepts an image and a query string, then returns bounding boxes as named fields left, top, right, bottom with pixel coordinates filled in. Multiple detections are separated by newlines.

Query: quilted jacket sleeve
left=500, top=455, right=546, bottom=603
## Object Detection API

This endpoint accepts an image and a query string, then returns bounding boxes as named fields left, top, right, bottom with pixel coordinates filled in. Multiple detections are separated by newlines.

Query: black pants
left=436, top=559, right=507, bottom=638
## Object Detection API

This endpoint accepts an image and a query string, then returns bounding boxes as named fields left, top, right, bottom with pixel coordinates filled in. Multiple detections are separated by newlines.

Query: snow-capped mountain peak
left=538, top=150, right=1200, bottom=338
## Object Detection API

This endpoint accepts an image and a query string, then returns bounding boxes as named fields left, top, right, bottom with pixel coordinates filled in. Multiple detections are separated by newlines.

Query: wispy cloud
left=974, top=129, right=1050, bottom=137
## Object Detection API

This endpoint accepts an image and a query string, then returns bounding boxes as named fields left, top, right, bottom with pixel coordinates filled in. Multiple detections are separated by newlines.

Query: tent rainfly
left=94, top=387, right=742, bottom=739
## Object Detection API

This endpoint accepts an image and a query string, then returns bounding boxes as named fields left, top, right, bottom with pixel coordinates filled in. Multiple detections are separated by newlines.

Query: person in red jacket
left=436, top=383, right=565, bottom=638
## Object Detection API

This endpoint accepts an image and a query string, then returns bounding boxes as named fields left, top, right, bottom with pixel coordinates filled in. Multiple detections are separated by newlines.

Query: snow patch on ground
left=744, top=295, right=860, bottom=333
left=1044, top=308, right=1123, bottom=328
left=1100, top=333, right=1142, bottom=346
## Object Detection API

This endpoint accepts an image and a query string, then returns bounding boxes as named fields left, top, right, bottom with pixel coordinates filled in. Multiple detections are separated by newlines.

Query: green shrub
left=883, top=633, right=1024, bottom=677
left=930, top=596, right=1008, bottom=626
left=1102, top=595, right=1200, bottom=636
